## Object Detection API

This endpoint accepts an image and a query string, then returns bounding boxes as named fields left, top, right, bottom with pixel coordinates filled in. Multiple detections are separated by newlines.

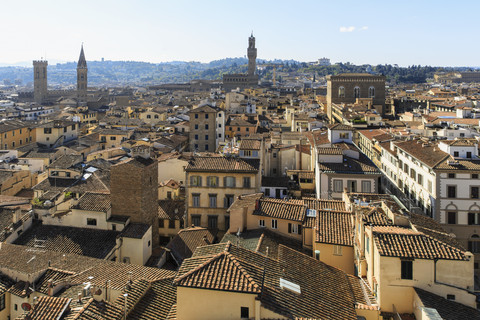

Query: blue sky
left=1, top=0, right=478, bottom=66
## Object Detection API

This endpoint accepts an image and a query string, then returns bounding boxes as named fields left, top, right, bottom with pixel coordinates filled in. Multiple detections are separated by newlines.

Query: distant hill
left=0, top=58, right=477, bottom=87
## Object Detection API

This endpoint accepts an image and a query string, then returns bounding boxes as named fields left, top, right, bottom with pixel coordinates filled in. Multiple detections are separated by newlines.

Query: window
left=195, top=114, right=198, bottom=119
left=368, top=86, right=375, bottom=98
left=205, top=124, right=209, bottom=130
left=354, top=87, right=360, bottom=99
left=44, top=128, right=52, bottom=134
left=401, top=260, right=413, bottom=280
left=259, top=219, right=265, bottom=227
left=347, top=180, right=357, bottom=192
left=194, top=134, right=198, bottom=140
left=473, top=174, right=479, bottom=179
left=207, top=176, right=219, bottom=187
left=447, top=185, right=456, bottom=198
left=273, top=153, right=277, bottom=158
left=110, top=136, right=116, bottom=140
left=338, top=86, right=345, bottom=98
left=469, top=234, right=480, bottom=253
left=209, top=194, right=217, bottom=208
left=288, top=223, right=301, bottom=235
left=404, top=163, right=409, bottom=173
left=168, top=220, right=175, bottom=229
left=225, top=216, right=230, bottom=230
left=448, top=173, right=455, bottom=178
left=208, top=215, right=218, bottom=229
left=241, top=307, right=249, bottom=319
left=468, top=212, right=480, bottom=225
left=428, top=180, right=433, bottom=193
left=315, top=250, right=320, bottom=260
left=147, top=114, right=151, bottom=119
left=205, top=135, right=209, bottom=140
left=224, top=176, right=236, bottom=187
left=243, top=177, right=251, bottom=188
left=14, top=304, right=18, bottom=311
left=339, top=132, right=349, bottom=139
left=224, top=194, right=234, bottom=208
left=333, top=245, right=343, bottom=256
left=87, top=218, right=97, bottom=226
left=205, top=114, right=209, bottom=119
left=361, top=180, right=371, bottom=193
left=471, top=187, right=479, bottom=199
left=447, top=211, right=456, bottom=224
left=167, top=191, right=172, bottom=199
left=190, top=176, right=202, bottom=186
left=192, top=194, right=200, bottom=207
left=194, top=124, right=198, bottom=130
left=159, top=219, right=164, bottom=228
left=365, top=235, right=369, bottom=253
left=410, top=168, right=416, bottom=179
left=453, top=151, right=459, bottom=157
left=192, top=215, right=201, bottom=226
left=446, top=294, right=456, bottom=301
left=417, top=174, right=423, bottom=186
left=264, top=188, right=270, bottom=196
left=271, top=219, right=278, bottom=229
left=333, top=180, right=343, bottom=192
left=467, top=152, right=472, bottom=158
left=0, top=294, right=4, bottom=311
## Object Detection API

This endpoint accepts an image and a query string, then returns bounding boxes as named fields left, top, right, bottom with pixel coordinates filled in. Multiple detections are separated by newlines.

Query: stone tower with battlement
left=247, top=33, right=257, bottom=77
left=77, top=45, right=88, bottom=105
left=33, top=60, right=48, bottom=104
left=110, top=154, right=160, bottom=246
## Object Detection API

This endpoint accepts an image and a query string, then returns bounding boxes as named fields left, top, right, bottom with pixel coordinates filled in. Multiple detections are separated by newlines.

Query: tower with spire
left=247, top=32, right=257, bottom=77
left=77, top=44, right=88, bottom=105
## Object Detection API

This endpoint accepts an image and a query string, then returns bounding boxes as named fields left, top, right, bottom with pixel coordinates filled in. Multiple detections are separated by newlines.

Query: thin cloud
left=360, top=26, right=369, bottom=31
left=339, top=26, right=355, bottom=33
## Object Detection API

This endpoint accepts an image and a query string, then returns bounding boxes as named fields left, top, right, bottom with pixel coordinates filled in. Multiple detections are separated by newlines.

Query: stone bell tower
left=33, top=60, right=48, bottom=104
left=247, top=32, right=257, bottom=77
left=77, top=44, right=88, bottom=105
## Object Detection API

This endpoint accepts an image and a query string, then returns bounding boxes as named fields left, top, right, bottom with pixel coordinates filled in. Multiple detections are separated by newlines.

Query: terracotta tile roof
left=303, top=198, right=347, bottom=212
left=253, top=198, right=306, bottom=222
left=121, top=223, right=150, bottom=239
left=228, top=193, right=263, bottom=211
left=185, top=156, right=260, bottom=172
left=13, top=223, right=119, bottom=259
left=357, top=129, right=388, bottom=141
left=287, top=170, right=315, bottom=180
left=158, top=200, right=184, bottom=220
left=395, top=140, right=449, bottom=168
left=373, top=227, right=468, bottom=260
left=0, top=275, right=13, bottom=295
left=35, top=268, right=75, bottom=295
left=316, top=210, right=354, bottom=246
left=327, top=123, right=355, bottom=131
left=166, top=227, right=216, bottom=265
left=317, top=147, right=343, bottom=155
left=174, top=250, right=263, bottom=293
left=8, top=280, right=32, bottom=297
left=221, top=228, right=310, bottom=259
left=48, top=154, right=84, bottom=169
left=414, top=287, right=480, bottom=320
left=347, top=275, right=378, bottom=310
left=73, top=192, right=111, bottom=212
left=435, top=158, right=480, bottom=171
left=177, top=243, right=360, bottom=319
left=316, top=154, right=380, bottom=174
left=165, top=304, right=177, bottom=320
left=72, top=298, right=124, bottom=320
left=361, top=207, right=393, bottom=226
left=239, top=139, right=261, bottom=150
left=160, top=179, right=180, bottom=189
left=125, top=277, right=177, bottom=320
left=18, top=296, right=72, bottom=320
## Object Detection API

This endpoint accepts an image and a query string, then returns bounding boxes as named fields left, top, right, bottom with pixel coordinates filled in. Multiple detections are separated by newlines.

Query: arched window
left=354, top=87, right=360, bottom=99
left=468, top=234, right=480, bottom=253
left=338, top=86, right=345, bottom=98
left=368, top=86, right=375, bottom=98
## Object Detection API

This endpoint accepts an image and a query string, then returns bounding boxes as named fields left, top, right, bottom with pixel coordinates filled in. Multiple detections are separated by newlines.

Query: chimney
left=47, top=279, right=53, bottom=296
left=78, top=292, right=82, bottom=304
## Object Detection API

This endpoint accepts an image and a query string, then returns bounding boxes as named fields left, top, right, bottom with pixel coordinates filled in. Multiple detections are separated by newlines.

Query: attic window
left=306, top=209, right=317, bottom=217
left=280, top=278, right=301, bottom=294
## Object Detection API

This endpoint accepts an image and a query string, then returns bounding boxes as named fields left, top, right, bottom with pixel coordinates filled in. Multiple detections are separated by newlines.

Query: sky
left=0, top=0, right=478, bottom=67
